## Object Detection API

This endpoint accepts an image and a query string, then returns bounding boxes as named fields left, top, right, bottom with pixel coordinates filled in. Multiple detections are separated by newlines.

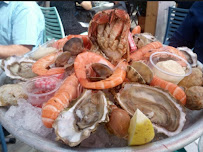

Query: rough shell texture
left=53, top=90, right=109, bottom=147
left=177, top=47, right=197, bottom=67
left=0, top=83, right=28, bottom=106
left=133, top=33, right=157, bottom=49
left=185, top=86, right=203, bottom=110
left=116, top=83, right=186, bottom=137
left=2, top=56, right=37, bottom=81
left=178, top=68, right=203, bottom=88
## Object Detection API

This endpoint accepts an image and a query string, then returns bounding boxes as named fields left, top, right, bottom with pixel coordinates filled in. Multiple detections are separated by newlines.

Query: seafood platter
left=0, top=9, right=203, bottom=152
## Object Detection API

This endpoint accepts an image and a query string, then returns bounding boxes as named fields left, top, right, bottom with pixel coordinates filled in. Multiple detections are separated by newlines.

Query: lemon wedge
left=128, top=109, right=155, bottom=146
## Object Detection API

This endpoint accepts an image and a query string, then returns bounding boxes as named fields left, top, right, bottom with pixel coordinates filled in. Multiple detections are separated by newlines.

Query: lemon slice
left=128, top=109, right=155, bottom=146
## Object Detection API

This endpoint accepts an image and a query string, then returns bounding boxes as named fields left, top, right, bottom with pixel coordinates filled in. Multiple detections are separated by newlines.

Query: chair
left=163, top=7, right=189, bottom=45
left=0, top=124, right=7, bottom=152
left=40, top=7, right=65, bottom=42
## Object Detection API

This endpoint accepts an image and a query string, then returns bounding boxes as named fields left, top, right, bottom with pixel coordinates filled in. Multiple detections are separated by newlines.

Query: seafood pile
left=0, top=9, right=203, bottom=148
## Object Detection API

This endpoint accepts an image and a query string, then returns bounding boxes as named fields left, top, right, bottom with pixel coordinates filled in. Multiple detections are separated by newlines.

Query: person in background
left=0, top=1, right=45, bottom=58
left=169, top=2, right=203, bottom=63
left=50, top=1, right=92, bottom=36
left=113, top=1, right=128, bottom=12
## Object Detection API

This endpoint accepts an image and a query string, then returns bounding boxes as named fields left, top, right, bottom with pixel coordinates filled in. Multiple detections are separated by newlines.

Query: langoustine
left=150, top=76, right=186, bottom=105
left=41, top=73, right=80, bottom=128
left=130, top=41, right=163, bottom=61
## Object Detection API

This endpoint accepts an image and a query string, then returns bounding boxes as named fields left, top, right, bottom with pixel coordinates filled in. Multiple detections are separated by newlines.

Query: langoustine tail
left=150, top=76, right=186, bottom=105
left=41, top=73, right=79, bottom=128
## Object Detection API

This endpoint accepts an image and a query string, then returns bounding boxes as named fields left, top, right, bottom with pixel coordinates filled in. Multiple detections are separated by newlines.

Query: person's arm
left=80, top=1, right=92, bottom=10
left=6, top=2, right=44, bottom=57
left=0, top=45, right=33, bottom=58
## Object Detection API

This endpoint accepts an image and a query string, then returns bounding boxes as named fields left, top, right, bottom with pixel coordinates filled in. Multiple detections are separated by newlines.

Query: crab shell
left=1, top=56, right=36, bottom=81
left=88, top=9, right=131, bottom=63
left=53, top=90, right=109, bottom=147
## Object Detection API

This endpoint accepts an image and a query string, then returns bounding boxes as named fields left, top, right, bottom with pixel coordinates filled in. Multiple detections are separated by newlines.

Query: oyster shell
left=1, top=56, right=37, bottom=81
left=53, top=90, right=109, bottom=147
left=177, top=47, right=197, bottom=67
left=133, top=33, right=157, bottom=49
left=116, top=83, right=186, bottom=136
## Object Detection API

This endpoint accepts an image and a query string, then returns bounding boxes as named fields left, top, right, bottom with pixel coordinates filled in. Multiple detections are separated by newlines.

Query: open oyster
left=53, top=90, right=109, bottom=147
left=115, top=83, right=186, bottom=137
left=133, top=33, right=157, bottom=49
left=1, top=56, right=37, bottom=81
left=177, top=47, right=197, bottom=67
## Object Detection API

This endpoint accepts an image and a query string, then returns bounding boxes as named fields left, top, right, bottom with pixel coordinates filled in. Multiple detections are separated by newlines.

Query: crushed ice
left=4, top=99, right=53, bottom=137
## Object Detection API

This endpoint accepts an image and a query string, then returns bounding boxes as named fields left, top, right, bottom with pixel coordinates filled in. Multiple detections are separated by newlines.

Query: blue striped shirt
left=0, top=1, right=45, bottom=50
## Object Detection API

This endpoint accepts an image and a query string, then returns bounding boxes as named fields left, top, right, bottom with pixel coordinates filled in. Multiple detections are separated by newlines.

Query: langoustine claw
left=88, top=9, right=131, bottom=63
left=74, top=51, right=127, bottom=89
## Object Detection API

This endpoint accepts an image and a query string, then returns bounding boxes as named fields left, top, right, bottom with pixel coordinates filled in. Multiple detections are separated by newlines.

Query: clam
left=53, top=90, right=109, bottom=147
left=126, top=65, right=146, bottom=84
left=1, top=56, right=37, bottom=81
left=88, top=63, right=113, bottom=82
left=127, top=61, right=153, bottom=84
left=115, top=83, right=186, bottom=137
left=63, top=38, right=84, bottom=56
left=185, top=86, right=203, bottom=110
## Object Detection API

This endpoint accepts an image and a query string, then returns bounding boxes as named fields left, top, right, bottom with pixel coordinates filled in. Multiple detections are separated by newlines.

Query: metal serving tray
left=0, top=62, right=203, bottom=152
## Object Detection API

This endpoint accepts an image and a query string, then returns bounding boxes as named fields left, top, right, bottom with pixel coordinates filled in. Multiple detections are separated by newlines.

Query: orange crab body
left=88, top=9, right=131, bottom=63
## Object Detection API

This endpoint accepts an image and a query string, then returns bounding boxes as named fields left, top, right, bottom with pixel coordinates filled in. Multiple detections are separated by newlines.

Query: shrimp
left=132, top=25, right=141, bottom=35
left=74, top=52, right=127, bottom=89
left=130, top=41, right=163, bottom=61
left=32, top=51, right=65, bottom=76
left=143, top=46, right=186, bottom=61
left=150, top=76, right=186, bottom=105
left=41, top=73, right=80, bottom=128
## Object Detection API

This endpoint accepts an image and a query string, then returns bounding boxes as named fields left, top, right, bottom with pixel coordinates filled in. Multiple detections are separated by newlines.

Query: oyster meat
left=53, top=90, right=109, bottom=147
left=116, top=83, right=186, bottom=136
left=2, top=56, right=37, bottom=81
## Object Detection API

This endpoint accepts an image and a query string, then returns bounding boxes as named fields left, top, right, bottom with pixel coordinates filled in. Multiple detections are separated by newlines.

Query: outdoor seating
left=163, top=7, right=189, bottom=45
left=40, top=6, right=65, bottom=42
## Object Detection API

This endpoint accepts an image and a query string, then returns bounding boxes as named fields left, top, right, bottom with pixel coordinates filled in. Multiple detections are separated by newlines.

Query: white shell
left=2, top=56, right=36, bottom=81
left=53, top=90, right=109, bottom=147
left=177, top=47, right=197, bottom=67
left=116, top=83, right=186, bottom=137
